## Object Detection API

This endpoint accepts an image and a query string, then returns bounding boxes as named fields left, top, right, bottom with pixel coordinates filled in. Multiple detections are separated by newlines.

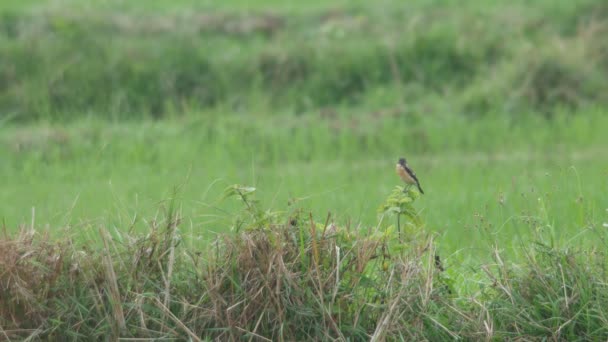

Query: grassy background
left=1, top=0, right=607, bottom=269
left=3, top=112, right=607, bottom=264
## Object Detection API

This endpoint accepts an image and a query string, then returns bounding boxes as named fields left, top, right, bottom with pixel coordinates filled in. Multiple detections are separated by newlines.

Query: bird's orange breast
left=396, top=164, right=415, bottom=184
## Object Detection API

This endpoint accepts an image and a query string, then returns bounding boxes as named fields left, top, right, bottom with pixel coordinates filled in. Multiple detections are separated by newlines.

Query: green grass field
left=1, top=0, right=608, bottom=339
left=3, top=114, right=607, bottom=259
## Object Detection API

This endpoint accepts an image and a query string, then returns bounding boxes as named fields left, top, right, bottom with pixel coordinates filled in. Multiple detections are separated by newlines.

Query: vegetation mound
left=1, top=186, right=607, bottom=340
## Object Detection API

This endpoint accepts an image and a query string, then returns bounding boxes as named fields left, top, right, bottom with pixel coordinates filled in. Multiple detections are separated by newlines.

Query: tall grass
left=1, top=185, right=607, bottom=339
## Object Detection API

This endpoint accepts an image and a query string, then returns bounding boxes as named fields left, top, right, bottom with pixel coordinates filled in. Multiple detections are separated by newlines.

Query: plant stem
left=397, top=211, right=401, bottom=241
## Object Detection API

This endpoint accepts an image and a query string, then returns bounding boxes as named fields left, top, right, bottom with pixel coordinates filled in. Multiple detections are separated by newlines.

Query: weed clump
left=0, top=229, right=64, bottom=332
left=198, top=185, right=446, bottom=340
left=481, top=244, right=608, bottom=339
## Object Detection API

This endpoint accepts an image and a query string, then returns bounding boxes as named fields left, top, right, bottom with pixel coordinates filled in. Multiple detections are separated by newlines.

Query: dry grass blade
left=154, top=298, right=201, bottom=342
left=99, top=227, right=126, bottom=333
left=370, top=269, right=401, bottom=342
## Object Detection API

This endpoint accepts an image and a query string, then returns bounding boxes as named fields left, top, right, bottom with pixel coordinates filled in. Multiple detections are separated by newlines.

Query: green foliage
left=0, top=0, right=607, bottom=121
left=222, top=184, right=271, bottom=231
left=378, top=186, right=423, bottom=240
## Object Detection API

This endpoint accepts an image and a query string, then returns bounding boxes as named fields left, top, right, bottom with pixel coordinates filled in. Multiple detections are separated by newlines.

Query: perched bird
left=395, top=157, right=424, bottom=194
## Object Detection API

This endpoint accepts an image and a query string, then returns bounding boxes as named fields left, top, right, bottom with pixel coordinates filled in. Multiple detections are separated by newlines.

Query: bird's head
left=398, top=158, right=406, bottom=166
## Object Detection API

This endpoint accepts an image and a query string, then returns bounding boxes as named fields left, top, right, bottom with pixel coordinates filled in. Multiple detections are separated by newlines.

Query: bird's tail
left=417, top=183, right=424, bottom=195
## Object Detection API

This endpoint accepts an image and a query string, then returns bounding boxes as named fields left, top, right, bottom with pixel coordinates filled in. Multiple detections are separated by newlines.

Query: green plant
left=377, top=185, right=423, bottom=242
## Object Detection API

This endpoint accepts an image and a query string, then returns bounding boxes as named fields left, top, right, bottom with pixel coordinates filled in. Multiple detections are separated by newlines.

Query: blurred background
left=1, top=0, right=607, bottom=259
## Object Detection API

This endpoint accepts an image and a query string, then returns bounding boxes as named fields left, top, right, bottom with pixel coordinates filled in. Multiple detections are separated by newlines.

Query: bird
left=395, top=157, right=424, bottom=194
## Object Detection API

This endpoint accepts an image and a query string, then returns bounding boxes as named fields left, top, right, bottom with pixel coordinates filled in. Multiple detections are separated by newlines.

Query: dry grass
left=0, top=187, right=607, bottom=340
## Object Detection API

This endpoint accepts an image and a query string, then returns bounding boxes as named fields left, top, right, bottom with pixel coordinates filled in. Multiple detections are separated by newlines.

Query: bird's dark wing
left=406, top=164, right=424, bottom=194
left=405, top=165, right=420, bottom=183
